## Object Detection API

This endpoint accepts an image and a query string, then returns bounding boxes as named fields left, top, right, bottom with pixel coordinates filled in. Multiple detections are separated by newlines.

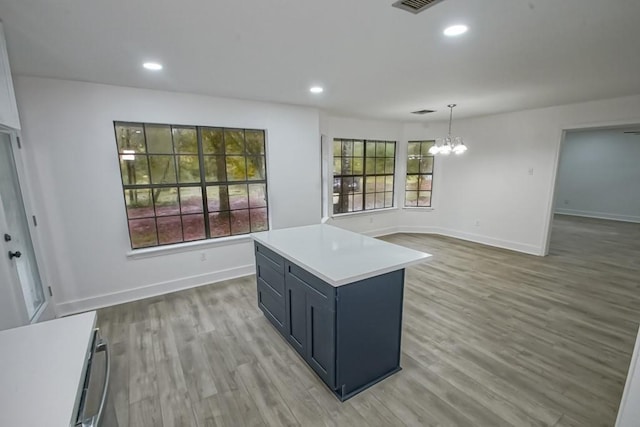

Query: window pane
left=420, top=157, right=434, bottom=174
left=375, top=192, right=385, bottom=209
left=230, top=209, right=250, bottom=234
left=376, top=142, right=386, bottom=157
left=350, top=193, right=363, bottom=212
left=333, top=140, right=342, bottom=156
left=365, top=158, right=375, bottom=174
left=149, top=155, right=177, bottom=184
left=179, top=187, right=203, bottom=214
left=385, top=143, right=395, bottom=158
left=226, top=156, right=247, bottom=181
left=353, top=177, right=363, bottom=193
left=207, top=185, right=229, bottom=212
left=405, top=191, right=418, bottom=207
left=182, top=214, right=205, bottom=241
left=154, top=187, right=179, bottom=216
left=407, top=158, right=419, bottom=174
left=342, top=177, right=354, bottom=194
left=341, top=140, right=353, bottom=157
left=247, top=156, right=266, bottom=181
left=384, top=192, right=393, bottom=208
left=129, top=218, right=157, bottom=248
left=177, top=155, right=201, bottom=183
left=418, top=192, right=432, bottom=207
left=365, top=193, right=375, bottom=210
left=406, top=175, right=418, bottom=191
left=115, top=123, right=145, bottom=153
left=341, top=157, right=353, bottom=175
left=353, top=157, right=364, bottom=175
left=333, top=157, right=342, bottom=175
left=245, top=130, right=265, bottom=155
left=375, top=158, right=385, bottom=174
left=229, top=184, right=249, bottom=209
left=385, top=158, right=395, bottom=174
left=249, top=183, right=267, bottom=208
left=421, top=141, right=435, bottom=156
left=145, top=124, right=172, bottom=153
left=365, top=176, right=376, bottom=193
left=375, top=176, right=385, bottom=192
left=333, top=177, right=342, bottom=195
left=250, top=208, right=268, bottom=232
left=209, top=211, right=231, bottom=237
left=157, top=216, right=183, bottom=245
left=125, top=189, right=154, bottom=219
left=385, top=176, right=394, bottom=192
left=419, top=175, right=433, bottom=191
left=353, top=141, right=364, bottom=157
left=120, top=156, right=150, bottom=185
left=365, top=142, right=376, bottom=157
left=203, top=156, right=227, bottom=182
left=225, top=129, right=245, bottom=154
left=408, top=142, right=421, bottom=157
left=172, top=127, right=198, bottom=154
left=202, top=128, right=224, bottom=154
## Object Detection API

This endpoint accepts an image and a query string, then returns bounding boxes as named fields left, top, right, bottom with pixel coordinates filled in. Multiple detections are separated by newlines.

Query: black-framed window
left=405, top=140, right=434, bottom=207
left=332, top=139, right=396, bottom=214
left=114, top=122, right=268, bottom=249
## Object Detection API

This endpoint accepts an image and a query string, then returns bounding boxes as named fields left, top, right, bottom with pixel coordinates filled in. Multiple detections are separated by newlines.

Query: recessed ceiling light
left=143, top=62, right=163, bottom=71
left=310, top=86, right=324, bottom=94
left=443, top=25, right=468, bottom=37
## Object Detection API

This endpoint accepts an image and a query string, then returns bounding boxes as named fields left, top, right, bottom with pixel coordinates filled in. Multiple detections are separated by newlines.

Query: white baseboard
left=555, top=209, right=640, bottom=224
left=360, top=226, right=400, bottom=237
left=56, top=264, right=255, bottom=316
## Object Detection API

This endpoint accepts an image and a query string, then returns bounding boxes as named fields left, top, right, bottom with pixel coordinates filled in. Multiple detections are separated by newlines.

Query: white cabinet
left=0, top=22, right=20, bottom=129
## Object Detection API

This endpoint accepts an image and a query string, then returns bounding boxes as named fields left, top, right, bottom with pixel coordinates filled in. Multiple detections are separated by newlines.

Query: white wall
left=555, top=129, right=640, bottom=223
left=14, top=76, right=321, bottom=315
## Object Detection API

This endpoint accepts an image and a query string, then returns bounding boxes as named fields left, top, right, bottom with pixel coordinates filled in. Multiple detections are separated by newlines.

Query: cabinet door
left=306, top=288, right=336, bottom=389
left=284, top=272, right=307, bottom=357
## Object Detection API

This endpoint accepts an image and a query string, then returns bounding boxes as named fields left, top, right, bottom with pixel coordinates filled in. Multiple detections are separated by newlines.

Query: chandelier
left=429, top=104, right=467, bottom=155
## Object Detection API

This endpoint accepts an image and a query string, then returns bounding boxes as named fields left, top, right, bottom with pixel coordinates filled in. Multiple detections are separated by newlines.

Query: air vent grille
left=411, top=109, right=436, bottom=115
left=392, top=0, right=446, bottom=14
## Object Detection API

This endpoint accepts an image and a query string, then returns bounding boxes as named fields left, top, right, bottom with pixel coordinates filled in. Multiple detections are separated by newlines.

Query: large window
left=333, top=139, right=396, bottom=214
left=114, top=122, right=268, bottom=249
left=405, top=140, right=434, bottom=207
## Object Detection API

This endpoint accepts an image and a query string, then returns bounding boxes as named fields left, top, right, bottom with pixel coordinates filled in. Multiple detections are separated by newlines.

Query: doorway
left=0, top=129, right=49, bottom=330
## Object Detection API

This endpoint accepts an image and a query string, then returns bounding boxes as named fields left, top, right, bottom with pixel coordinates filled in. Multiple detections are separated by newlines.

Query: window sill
left=126, top=234, right=253, bottom=260
left=331, top=207, right=398, bottom=219
left=402, top=207, right=435, bottom=212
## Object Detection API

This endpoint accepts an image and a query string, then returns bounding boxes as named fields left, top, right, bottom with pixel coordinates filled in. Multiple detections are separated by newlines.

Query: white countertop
left=0, top=311, right=97, bottom=427
left=252, top=224, right=431, bottom=286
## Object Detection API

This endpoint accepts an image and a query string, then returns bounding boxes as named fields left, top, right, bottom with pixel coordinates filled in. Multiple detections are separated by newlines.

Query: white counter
left=0, top=311, right=97, bottom=427
left=252, top=224, right=431, bottom=286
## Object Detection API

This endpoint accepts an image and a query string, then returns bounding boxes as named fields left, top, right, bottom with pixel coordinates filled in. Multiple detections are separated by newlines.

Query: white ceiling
left=1, top=0, right=639, bottom=121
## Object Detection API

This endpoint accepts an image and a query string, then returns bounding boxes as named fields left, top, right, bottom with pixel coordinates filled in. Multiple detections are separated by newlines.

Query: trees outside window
left=332, top=139, right=395, bottom=214
left=405, top=141, right=434, bottom=207
left=115, top=122, right=268, bottom=249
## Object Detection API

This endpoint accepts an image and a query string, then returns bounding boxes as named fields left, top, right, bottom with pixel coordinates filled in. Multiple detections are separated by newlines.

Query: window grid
left=115, top=122, right=268, bottom=249
left=333, top=139, right=396, bottom=214
left=405, top=140, right=434, bottom=208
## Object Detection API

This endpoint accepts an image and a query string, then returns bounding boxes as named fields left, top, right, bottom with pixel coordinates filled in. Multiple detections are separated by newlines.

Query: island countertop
left=251, top=224, right=431, bottom=286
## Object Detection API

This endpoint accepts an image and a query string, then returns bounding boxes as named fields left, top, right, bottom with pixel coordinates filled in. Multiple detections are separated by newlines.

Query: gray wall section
left=555, top=129, right=640, bottom=222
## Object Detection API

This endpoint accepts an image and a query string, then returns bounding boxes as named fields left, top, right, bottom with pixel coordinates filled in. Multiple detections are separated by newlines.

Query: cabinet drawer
left=256, top=253, right=285, bottom=296
left=287, top=262, right=334, bottom=302
left=255, top=243, right=284, bottom=274
left=257, top=280, right=285, bottom=331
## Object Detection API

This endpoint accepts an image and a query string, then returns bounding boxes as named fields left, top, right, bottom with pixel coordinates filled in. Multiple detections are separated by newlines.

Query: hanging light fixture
left=429, top=104, right=467, bottom=155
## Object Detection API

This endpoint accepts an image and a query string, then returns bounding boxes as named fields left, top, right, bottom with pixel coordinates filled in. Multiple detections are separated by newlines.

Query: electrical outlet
left=369, top=217, right=374, bottom=224
left=528, top=168, right=534, bottom=176
left=564, top=199, right=569, bottom=205
left=200, top=252, right=207, bottom=262
left=475, top=220, right=480, bottom=227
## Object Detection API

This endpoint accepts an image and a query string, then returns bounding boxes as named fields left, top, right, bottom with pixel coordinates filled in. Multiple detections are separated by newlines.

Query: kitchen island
left=252, top=224, right=430, bottom=400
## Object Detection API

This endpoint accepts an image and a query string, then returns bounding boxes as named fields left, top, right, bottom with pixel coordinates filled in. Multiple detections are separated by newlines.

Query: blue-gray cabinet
left=254, top=242, right=405, bottom=401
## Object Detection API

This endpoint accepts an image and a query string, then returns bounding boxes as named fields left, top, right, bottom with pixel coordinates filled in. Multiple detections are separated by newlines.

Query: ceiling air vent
left=392, top=0, right=446, bottom=14
left=411, top=109, right=436, bottom=115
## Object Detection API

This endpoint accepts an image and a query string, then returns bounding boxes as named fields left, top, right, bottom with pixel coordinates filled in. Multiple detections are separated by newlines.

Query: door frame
left=0, top=125, right=55, bottom=323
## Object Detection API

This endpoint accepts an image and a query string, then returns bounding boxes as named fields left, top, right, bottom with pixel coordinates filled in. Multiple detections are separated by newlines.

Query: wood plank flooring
left=97, top=215, right=640, bottom=426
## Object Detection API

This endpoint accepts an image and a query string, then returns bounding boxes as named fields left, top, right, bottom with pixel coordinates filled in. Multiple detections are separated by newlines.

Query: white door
left=0, top=129, right=49, bottom=330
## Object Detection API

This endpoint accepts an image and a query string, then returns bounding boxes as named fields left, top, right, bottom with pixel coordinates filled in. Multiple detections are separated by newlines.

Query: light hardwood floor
left=97, top=215, right=640, bottom=426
